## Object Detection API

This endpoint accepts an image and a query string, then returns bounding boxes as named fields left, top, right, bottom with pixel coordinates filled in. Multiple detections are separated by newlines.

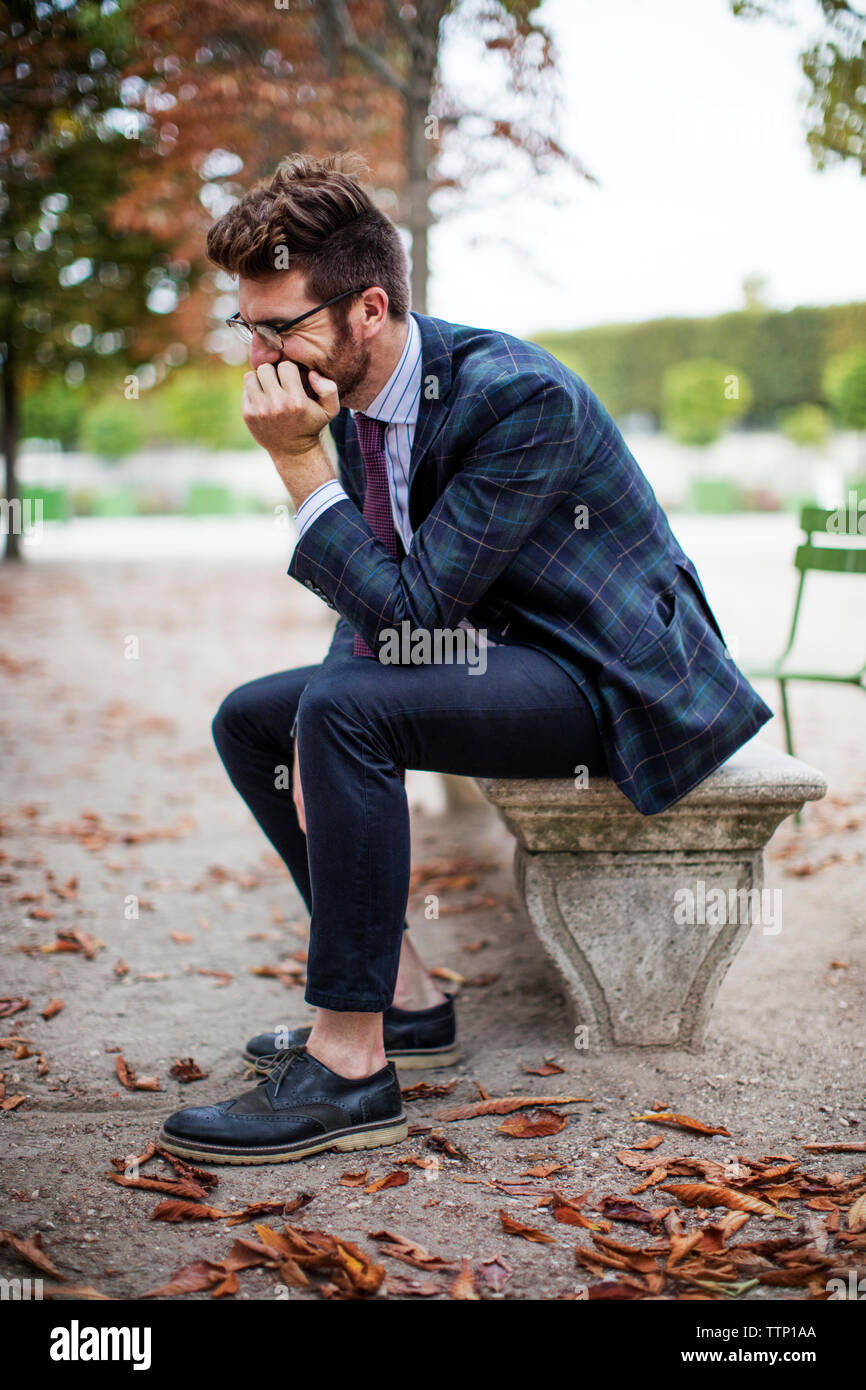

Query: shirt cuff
left=295, top=480, right=350, bottom=538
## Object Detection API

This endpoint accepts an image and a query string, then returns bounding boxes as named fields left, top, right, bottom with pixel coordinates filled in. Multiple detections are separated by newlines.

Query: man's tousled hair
left=206, top=153, right=410, bottom=322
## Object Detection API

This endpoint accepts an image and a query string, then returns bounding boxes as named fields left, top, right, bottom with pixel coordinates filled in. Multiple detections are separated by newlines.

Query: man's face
left=237, top=272, right=372, bottom=406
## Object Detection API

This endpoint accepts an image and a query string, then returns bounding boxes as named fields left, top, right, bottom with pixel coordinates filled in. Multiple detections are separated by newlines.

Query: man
left=159, top=153, right=772, bottom=1165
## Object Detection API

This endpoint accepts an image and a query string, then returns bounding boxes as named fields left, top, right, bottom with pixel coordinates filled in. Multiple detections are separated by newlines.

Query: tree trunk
left=2, top=339, right=22, bottom=563
left=405, top=84, right=432, bottom=313
left=405, top=54, right=474, bottom=810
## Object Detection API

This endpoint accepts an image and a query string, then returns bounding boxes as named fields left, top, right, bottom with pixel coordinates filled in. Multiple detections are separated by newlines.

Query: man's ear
left=356, top=286, right=390, bottom=335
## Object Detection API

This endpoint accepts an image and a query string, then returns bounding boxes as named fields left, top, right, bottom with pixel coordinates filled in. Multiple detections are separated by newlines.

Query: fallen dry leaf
left=497, top=1107, right=568, bottom=1138
left=437, top=1094, right=591, bottom=1122
left=105, top=1171, right=208, bottom=1201
left=661, top=1183, right=792, bottom=1220
left=220, top=1239, right=276, bottom=1272
left=254, top=1223, right=386, bottom=1298
left=140, top=1260, right=227, bottom=1298
left=383, top=1273, right=440, bottom=1297
left=150, top=1200, right=229, bottom=1223
left=632, top=1111, right=731, bottom=1137
left=114, top=1055, right=161, bottom=1091
left=478, top=1256, right=512, bottom=1293
left=0, top=1228, right=64, bottom=1279
left=802, top=1141, right=866, bottom=1154
left=109, top=1140, right=158, bottom=1171
left=429, top=966, right=465, bottom=985
left=551, top=1191, right=611, bottom=1231
left=198, top=969, right=233, bottom=988
left=499, top=1210, right=555, bottom=1244
left=365, top=1171, right=409, bottom=1194
left=224, top=1195, right=313, bottom=1227
left=400, top=1080, right=458, bottom=1101
left=847, top=1194, right=866, bottom=1234
left=169, top=1057, right=208, bottom=1083
left=598, top=1197, right=671, bottom=1228
left=39, top=928, right=103, bottom=959
left=0, top=997, right=29, bottom=1019
left=522, top=1162, right=568, bottom=1178
left=521, top=1059, right=565, bottom=1077
left=210, top=1271, right=239, bottom=1298
left=40, top=998, right=64, bottom=1020
left=249, top=963, right=304, bottom=987
left=588, top=1278, right=649, bottom=1301
left=369, top=1229, right=457, bottom=1272
left=339, top=1170, right=370, bottom=1188
left=425, top=1132, right=471, bottom=1160
left=449, top=1259, right=480, bottom=1300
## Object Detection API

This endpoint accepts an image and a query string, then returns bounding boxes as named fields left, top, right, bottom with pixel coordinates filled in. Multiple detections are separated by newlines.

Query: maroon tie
left=351, top=413, right=406, bottom=784
left=353, top=413, right=400, bottom=659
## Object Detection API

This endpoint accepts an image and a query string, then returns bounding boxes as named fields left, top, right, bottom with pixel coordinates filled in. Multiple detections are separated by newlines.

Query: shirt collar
left=349, top=314, right=421, bottom=426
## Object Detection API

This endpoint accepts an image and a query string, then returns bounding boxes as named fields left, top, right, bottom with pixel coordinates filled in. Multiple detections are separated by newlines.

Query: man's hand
left=242, top=362, right=340, bottom=507
left=293, top=739, right=306, bottom=835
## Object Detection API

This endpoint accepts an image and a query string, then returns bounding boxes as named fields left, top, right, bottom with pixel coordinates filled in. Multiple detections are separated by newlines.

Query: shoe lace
left=261, top=1043, right=306, bottom=1094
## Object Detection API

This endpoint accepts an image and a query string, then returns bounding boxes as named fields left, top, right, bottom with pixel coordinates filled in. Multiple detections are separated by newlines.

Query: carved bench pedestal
left=475, top=739, right=827, bottom=1049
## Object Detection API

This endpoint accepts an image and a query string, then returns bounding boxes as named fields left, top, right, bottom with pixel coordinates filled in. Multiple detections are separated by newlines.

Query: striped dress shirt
left=294, top=314, right=493, bottom=647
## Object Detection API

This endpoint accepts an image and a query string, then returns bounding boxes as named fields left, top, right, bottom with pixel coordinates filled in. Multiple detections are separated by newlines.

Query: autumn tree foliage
left=113, top=0, right=589, bottom=320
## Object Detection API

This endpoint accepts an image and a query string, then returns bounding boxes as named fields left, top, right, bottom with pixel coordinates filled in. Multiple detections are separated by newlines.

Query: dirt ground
left=1, top=538, right=864, bottom=1302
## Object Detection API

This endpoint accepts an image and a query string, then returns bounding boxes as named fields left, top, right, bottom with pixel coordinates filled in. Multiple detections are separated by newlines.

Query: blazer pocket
left=619, top=587, right=678, bottom=665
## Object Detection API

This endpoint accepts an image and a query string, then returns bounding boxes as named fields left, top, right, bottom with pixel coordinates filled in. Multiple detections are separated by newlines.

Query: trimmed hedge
left=534, top=302, right=866, bottom=427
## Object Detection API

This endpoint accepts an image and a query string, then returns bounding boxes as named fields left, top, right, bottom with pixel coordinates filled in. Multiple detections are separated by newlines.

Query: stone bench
left=475, top=738, right=827, bottom=1050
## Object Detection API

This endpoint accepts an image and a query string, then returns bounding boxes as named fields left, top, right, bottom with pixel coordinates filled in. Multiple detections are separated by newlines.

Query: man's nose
left=249, top=336, right=283, bottom=370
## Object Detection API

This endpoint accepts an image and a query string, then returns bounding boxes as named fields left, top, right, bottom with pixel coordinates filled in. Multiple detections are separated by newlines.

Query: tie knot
left=354, top=412, right=386, bottom=458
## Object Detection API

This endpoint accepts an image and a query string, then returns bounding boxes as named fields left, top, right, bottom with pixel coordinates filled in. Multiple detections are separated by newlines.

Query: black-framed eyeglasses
left=225, top=286, right=368, bottom=352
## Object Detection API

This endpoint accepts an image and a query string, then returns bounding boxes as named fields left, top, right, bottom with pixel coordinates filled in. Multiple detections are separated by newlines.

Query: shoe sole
left=157, top=1115, right=409, bottom=1166
left=241, top=1046, right=461, bottom=1075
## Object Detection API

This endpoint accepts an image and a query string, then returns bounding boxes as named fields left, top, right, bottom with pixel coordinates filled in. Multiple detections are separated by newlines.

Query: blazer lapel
left=407, top=313, right=453, bottom=525
left=331, top=314, right=454, bottom=527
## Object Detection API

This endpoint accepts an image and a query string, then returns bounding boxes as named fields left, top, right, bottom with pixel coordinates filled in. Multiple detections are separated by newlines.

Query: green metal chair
left=744, top=504, right=866, bottom=758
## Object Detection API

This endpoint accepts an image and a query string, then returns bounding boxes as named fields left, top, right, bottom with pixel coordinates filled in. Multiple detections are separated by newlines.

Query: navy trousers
left=211, top=644, right=607, bottom=1012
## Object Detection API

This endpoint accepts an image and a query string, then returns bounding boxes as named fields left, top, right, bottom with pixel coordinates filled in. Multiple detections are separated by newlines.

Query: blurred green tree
left=824, top=346, right=866, bottom=467
left=81, top=395, right=144, bottom=459
left=20, top=378, right=85, bottom=450
left=536, top=302, right=866, bottom=425
left=0, top=0, right=195, bottom=560
left=824, top=347, right=866, bottom=425
left=151, top=367, right=257, bottom=451
left=731, top=1, right=866, bottom=175
left=780, top=401, right=831, bottom=447
left=661, top=358, right=754, bottom=446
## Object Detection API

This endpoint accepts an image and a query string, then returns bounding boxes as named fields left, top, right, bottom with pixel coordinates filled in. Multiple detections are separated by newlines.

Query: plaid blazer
left=288, top=312, right=773, bottom=815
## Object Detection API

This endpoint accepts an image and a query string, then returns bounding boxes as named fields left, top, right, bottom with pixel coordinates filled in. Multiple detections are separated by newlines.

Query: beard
left=311, top=321, right=372, bottom=406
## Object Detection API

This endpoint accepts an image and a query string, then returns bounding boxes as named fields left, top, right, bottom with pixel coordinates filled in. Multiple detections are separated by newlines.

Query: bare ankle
left=304, top=1012, right=387, bottom=1079
left=392, top=978, right=448, bottom=1011
left=394, top=933, right=448, bottom=1011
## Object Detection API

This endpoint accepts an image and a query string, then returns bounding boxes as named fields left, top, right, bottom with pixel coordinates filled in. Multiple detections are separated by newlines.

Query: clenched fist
left=242, top=361, right=340, bottom=506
